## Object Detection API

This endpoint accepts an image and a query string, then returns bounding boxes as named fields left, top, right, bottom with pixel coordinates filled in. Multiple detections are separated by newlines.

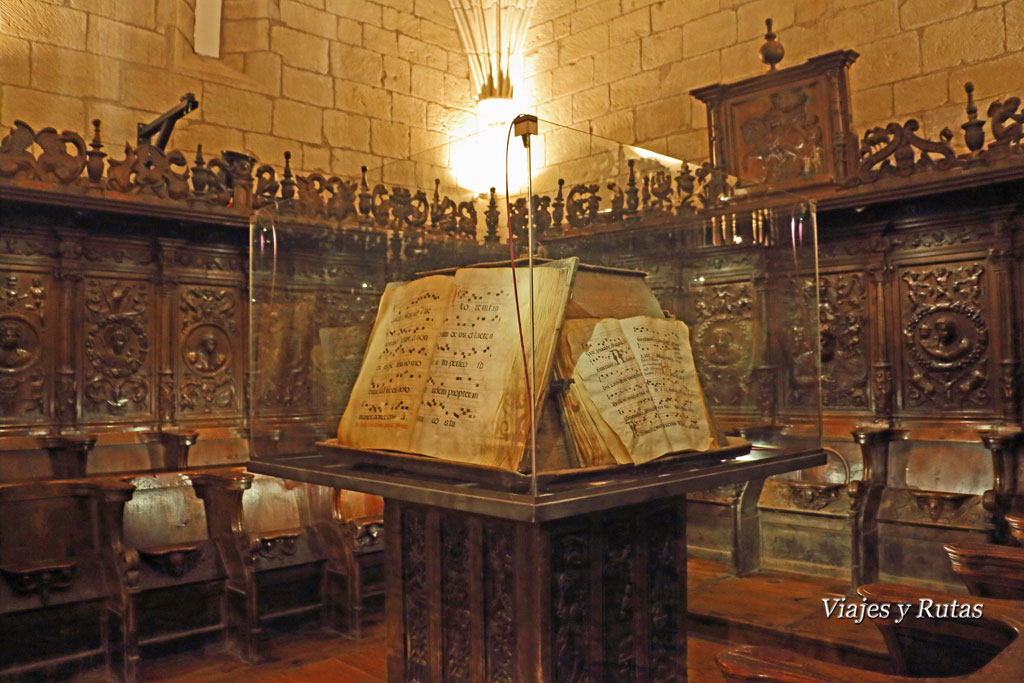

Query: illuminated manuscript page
left=619, top=316, right=714, bottom=461
left=337, top=276, right=454, bottom=452
left=409, top=265, right=572, bottom=470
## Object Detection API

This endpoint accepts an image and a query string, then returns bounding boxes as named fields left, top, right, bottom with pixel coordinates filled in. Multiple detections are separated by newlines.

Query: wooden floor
left=74, top=558, right=894, bottom=682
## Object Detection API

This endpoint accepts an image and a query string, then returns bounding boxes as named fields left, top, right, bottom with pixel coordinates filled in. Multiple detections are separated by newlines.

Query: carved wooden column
left=751, top=268, right=779, bottom=428
left=849, top=426, right=906, bottom=586
left=155, top=240, right=177, bottom=429
left=868, top=257, right=897, bottom=423
left=55, top=229, right=85, bottom=431
left=980, top=429, right=1024, bottom=541
left=988, top=239, right=1022, bottom=425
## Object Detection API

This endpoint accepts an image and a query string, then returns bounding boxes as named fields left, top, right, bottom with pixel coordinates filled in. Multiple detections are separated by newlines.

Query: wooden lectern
left=249, top=440, right=823, bottom=681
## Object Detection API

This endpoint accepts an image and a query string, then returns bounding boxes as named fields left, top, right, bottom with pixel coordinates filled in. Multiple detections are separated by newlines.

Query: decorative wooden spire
left=759, top=18, right=785, bottom=70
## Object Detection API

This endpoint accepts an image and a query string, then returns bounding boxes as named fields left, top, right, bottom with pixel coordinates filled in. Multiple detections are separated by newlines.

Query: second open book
left=337, top=258, right=724, bottom=471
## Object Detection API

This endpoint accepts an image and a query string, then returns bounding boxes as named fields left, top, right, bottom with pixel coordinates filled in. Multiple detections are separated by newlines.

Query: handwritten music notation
left=576, top=317, right=710, bottom=454
left=415, top=281, right=515, bottom=430
left=354, top=281, right=449, bottom=426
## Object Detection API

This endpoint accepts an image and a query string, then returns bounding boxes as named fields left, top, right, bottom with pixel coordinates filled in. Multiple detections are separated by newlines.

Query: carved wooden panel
left=177, top=286, right=242, bottom=417
left=81, top=277, right=155, bottom=421
left=783, top=271, right=869, bottom=410
left=602, top=515, right=635, bottom=680
left=648, top=504, right=684, bottom=683
left=690, top=281, right=755, bottom=407
left=550, top=524, right=590, bottom=682
left=691, top=51, right=858, bottom=194
left=483, top=522, right=515, bottom=682
left=898, top=262, right=991, bottom=412
left=441, top=515, right=471, bottom=682
left=401, top=506, right=429, bottom=682
left=0, top=270, right=50, bottom=424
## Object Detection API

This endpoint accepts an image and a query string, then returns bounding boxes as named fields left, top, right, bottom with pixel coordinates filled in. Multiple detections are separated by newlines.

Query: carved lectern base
left=248, top=444, right=825, bottom=682
left=386, top=498, right=686, bottom=682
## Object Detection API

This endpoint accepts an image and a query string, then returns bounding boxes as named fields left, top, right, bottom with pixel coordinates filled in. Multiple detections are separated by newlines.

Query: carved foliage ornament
left=551, top=528, right=589, bottom=683
left=0, top=273, right=46, bottom=419
left=402, top=508, right=429, bottom=680
left=692, top=283, right=754, bottom=406
left=484, top=524, right=515, bottom=683
left=441, top=517, right=471, bottom=682
left=853, top=119, right=956, bottom=185
left=901, top=264, right=989, bottom=409
left=83, top=280, right=150, bottom=416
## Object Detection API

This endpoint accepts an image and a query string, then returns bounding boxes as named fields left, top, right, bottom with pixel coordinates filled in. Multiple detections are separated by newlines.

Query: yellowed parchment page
left=619, top=316, right=715, bottom=462
left=337, top=276, right=454, bottom=452
left=409, top=265, right=571, bottom=470
left=572, top=318, right=675, bottom=464
left=554, top=318, right=628, bottom=466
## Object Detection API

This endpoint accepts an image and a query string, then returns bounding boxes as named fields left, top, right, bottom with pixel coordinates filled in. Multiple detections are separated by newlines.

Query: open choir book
left=553, top=316, right=726, bottom=467
left=337, top=258, right=579, bottom=471
left=336, top=258, right=725, bottom=471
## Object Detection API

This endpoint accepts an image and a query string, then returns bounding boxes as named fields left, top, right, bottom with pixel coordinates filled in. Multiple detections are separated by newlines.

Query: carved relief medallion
left=0, top=316, right=38, bottom=372
left=692, top=282, right=753, bottom=406
left=83, top=280, right=151, bottom=416
left=901, top=265, right=990, bottom=409
left=183, top=324, right=231, bottom=374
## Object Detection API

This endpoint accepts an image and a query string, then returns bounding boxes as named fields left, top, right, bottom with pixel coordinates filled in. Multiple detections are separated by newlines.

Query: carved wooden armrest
left=245, top=528, right=304, bottom=563
left=348, top=516, right=384, bottom=553
left=857, top=583, right=1024, bottom=679
left=0, top=559, right=77, bottom=601
left=137, top=541, right=205, bottom=578
left=715, top=644, right=891, bottom=682
left=946, top=542, right=1024, bottom=574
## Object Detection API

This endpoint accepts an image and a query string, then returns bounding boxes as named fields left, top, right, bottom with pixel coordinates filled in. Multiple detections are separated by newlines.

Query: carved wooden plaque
left=691, top=50, right=859, bottom=193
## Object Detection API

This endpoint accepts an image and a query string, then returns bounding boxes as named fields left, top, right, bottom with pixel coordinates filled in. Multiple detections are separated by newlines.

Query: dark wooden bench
left=0, top=479, right=110, bottom=679
left=716, top=583, right=1024, bottom=681
left=190, top=471, right=375, bottom=662
left=945, top=541, right=1024, bottom=600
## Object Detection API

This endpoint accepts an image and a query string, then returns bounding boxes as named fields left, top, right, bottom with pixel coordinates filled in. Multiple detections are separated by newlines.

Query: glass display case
left=245, top=117, right=827, bottom=681
left=247, top=117, right=825, bottom=481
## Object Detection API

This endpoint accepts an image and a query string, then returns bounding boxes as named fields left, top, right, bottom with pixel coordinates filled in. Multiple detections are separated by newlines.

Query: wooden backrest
left=122, top=473, right=207, bottom=550
left=0, top=481, right=92, bottom=568
left=716, top=585, right=1024, bottom=682
left=241, top=474, right=303, bottom=535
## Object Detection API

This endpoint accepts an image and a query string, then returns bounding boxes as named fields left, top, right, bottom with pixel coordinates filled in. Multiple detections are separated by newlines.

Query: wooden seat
left=0, top=479, right=109, bottom=679
left=93, top=472, right=227, bottom=682
left=190, top=470, right=372, bottom=662
left=715, top=583, right=1024, bottom=681
left=301, top=485, right=385, bottom=639
left=945, top=541, right=1024, bottom=600
left=1007, top=513, right=1024, bottom=545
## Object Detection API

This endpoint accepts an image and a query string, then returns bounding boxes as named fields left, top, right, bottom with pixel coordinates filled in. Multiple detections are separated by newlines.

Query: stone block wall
left=0, top=0, right=473, bottom=178
left=525, top=0, right=1024, bottom=163
left=1, top=0, right=1020, bottom=181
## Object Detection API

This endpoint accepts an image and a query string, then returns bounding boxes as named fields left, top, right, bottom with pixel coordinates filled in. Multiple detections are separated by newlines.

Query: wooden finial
left=961, top=82, right=986, bottom=153
left=759, top=17, right=785, bottom=70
